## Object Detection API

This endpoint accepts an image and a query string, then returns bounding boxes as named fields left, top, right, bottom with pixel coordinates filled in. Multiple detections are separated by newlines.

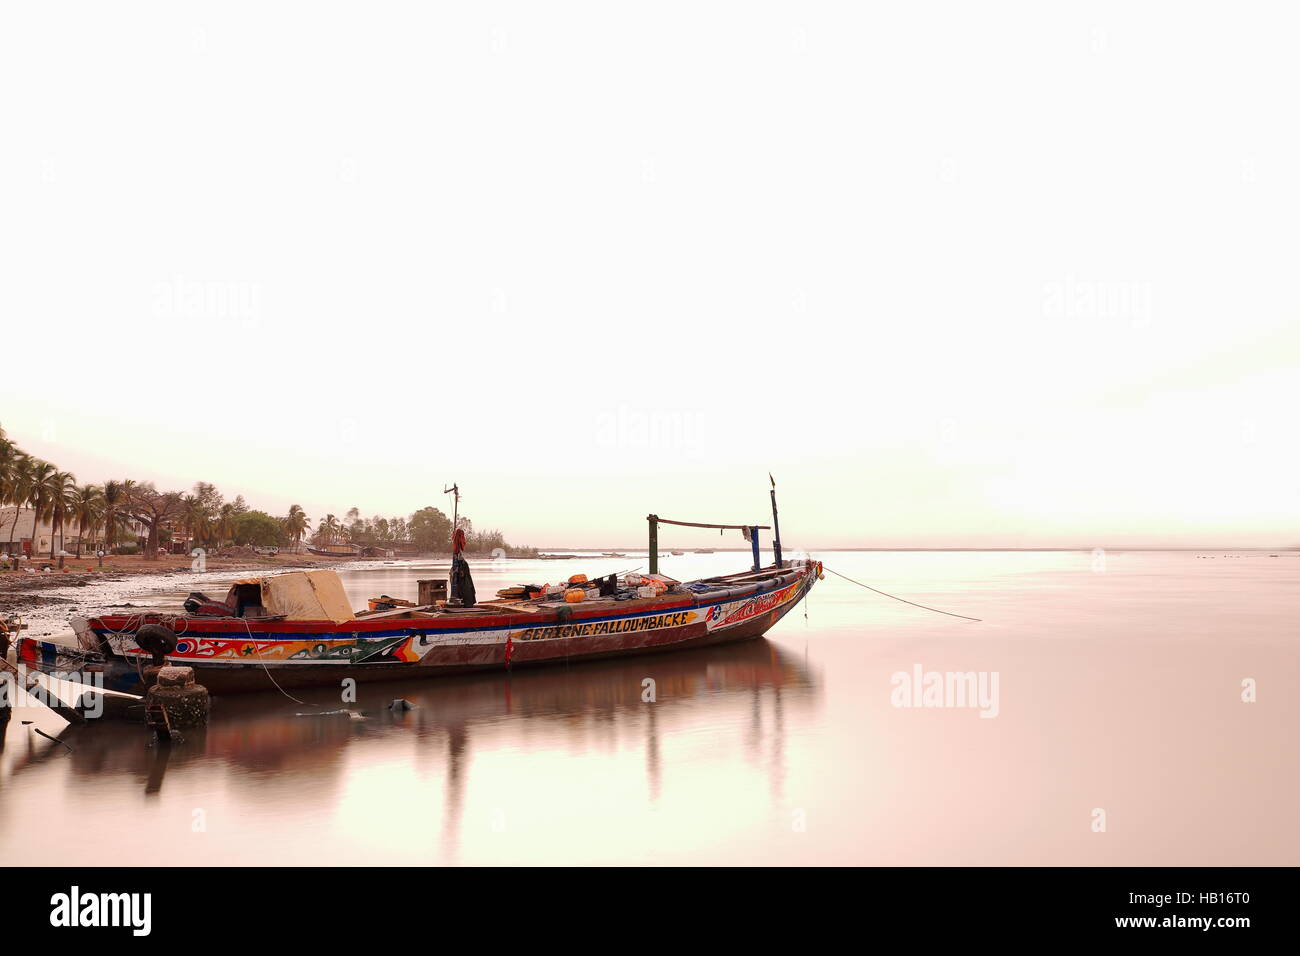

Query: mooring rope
left=236, top=617, right=310, bottom=706
left=821, top=566, right=982, bottom=622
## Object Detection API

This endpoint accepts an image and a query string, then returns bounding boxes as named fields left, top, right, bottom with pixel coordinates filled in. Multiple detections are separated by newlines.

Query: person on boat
left=449, top=528, right=476, bottom=606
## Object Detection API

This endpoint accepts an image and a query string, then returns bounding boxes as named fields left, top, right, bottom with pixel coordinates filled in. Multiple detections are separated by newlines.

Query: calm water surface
left=2, top=551, right=1296, bottom=865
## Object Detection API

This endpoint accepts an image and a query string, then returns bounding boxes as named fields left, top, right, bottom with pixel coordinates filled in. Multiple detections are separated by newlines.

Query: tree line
left=314, top=506, right=537, bottom=556
left=0, top=424, right=536, bottom=560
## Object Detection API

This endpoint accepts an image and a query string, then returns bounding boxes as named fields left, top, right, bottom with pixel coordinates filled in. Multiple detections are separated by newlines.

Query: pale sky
left=2, top=4, right=1297, bottom=548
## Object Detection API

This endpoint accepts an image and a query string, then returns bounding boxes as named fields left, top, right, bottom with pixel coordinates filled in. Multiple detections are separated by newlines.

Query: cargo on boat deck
left=182, top=570, right=355, bottom=624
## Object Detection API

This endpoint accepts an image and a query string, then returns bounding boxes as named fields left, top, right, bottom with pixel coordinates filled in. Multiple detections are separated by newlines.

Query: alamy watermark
left=890, top=664, right=1000, bottom=718
left=593, top=404, right=703, bottom=451
left=49, top=886, right=151, bottom=936
left=153, top=275, right=260, bottom=329
left=1042, top=275, right=1152, bottom=328
left=2, top=668, right=106, bottom=719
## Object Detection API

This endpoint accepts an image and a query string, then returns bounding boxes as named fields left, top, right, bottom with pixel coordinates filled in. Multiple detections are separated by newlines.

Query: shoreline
left=7, top=545, right=1292, bottom=642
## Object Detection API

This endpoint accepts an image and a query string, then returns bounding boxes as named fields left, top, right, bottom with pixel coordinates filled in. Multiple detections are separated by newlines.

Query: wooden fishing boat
left=22, top=492, right=812, bottom=696
left=38, top=559, right=819, bottom=695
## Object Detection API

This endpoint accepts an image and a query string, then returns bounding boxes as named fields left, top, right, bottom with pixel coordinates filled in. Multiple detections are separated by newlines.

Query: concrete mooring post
left=145, top=666, right=209, bottom=738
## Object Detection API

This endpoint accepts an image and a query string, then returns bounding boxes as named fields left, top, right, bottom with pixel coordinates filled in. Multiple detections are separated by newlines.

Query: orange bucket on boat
left=567, top=573, right=588, bottom=585
left=564, top=588, right=587, bottom=603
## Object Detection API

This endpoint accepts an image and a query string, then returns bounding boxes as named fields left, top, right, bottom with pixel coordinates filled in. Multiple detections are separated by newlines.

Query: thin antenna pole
left=444, top=483, right=460, bottom=536
left=444, top=482, right=463, bottom=605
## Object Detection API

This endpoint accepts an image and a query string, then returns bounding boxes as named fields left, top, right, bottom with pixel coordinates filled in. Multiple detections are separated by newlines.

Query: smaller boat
left=602, top=552, right=627, bottom=558
left=694, top=548, right=714, bottom=554
left=306, top=543, right=361, bottom=557
left=670, top=550, right=684, bottom=556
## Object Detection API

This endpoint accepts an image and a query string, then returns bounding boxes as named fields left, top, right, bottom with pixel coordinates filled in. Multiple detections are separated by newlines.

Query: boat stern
left=70, top=616, right=98, bottom=650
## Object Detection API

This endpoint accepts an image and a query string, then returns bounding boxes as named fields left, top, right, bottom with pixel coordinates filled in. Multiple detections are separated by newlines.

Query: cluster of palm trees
left=0, top=426, right=135, bottom=559
left=2, top=424, right=526, bottom=563
left=178, top=482, right=236, bottom=550
left=1, top=424, right=317, bottom=561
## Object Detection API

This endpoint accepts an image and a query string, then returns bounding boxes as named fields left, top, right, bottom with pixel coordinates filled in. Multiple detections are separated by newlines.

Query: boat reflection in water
left=2, top=636, right=819, bottom=864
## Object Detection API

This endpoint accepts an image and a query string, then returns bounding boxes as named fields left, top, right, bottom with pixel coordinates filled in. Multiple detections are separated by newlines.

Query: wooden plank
left=649, top=517, right=771, bottom=531
left=356, top=606, right=440, bottom=620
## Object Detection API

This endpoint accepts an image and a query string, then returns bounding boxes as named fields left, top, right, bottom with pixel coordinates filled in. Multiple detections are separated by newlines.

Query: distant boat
left=602, top=552, right=627, bottom=558
left=694, top=548, right=714, bottom=554
left=306, top=543, right=360, bottom=557
left=670, top=550, right=684, bottom=556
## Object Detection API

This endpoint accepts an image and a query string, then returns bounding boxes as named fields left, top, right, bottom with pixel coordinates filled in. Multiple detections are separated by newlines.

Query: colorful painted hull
left=68, top=561, right=820, bottom=694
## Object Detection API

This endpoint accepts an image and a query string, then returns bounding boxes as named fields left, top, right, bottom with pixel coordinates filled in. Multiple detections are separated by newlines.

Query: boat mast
left=769, top=473, right=783, bottom=568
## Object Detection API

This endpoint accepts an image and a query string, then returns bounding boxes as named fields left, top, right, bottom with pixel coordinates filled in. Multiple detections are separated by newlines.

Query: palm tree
left=316, top=513, right=340, bottom=546
left=46, top=470, right=77, bottom=559
left=282, top=504, right=309, bottom=551
left=216, top=503, right=237, bottom=547
left=5, top=455, right=36, bottom=553
left=0, top=439, right=18, bottom=550
left=24, top=460, right=57, bottom=557
left=101, top=480, right=127, bottom=554
left=180, top=494, right=204, bottom=550
left=69, top=483, right=103, bottom=558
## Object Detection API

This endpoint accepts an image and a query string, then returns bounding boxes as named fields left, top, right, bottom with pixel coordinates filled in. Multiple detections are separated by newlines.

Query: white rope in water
left=235, top=617, right=310, bottom=706
left=822, top=565, right=982, bottom=622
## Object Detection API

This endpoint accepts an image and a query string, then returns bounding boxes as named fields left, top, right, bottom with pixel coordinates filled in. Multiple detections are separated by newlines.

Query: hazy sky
left=2, top=4, right=1296, bottom=548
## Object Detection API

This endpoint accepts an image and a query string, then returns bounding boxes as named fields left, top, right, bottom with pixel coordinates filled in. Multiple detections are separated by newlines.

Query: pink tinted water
left=1, top=550, right=1296, bottom=865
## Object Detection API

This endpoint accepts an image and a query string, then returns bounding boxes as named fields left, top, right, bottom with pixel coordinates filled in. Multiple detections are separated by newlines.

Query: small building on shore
left=0, top=507, right=145, bottom=557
